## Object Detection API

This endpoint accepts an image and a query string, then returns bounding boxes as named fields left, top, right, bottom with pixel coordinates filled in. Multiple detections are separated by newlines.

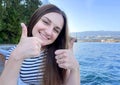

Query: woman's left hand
left=55, top=49, right=79, bottom=71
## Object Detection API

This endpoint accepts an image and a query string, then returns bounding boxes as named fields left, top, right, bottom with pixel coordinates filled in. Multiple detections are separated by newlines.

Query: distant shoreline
left=70, top=31, right=120, bottom=43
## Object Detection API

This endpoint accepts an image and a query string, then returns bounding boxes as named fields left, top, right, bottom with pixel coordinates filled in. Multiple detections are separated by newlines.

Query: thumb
left=68, top=41, right=74, bottom=50
left=20, top=23, right=28, bottom=38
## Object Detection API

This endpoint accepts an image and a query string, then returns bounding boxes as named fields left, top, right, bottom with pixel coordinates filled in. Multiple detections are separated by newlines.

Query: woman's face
left=32, top=12, right=64, bottom=46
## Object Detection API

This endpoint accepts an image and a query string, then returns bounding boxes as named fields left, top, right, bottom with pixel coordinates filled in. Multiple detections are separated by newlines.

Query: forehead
left=42, top=12, right=64, bottom=28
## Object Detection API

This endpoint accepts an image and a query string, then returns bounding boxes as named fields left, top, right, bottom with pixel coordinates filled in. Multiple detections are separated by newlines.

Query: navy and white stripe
left=5, top=46, right=16, bottom=60
left=6, top=46, right=47, bottom=85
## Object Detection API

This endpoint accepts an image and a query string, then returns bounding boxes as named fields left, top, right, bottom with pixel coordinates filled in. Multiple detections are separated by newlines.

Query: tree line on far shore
left=0, top=0, right=42, bottom=44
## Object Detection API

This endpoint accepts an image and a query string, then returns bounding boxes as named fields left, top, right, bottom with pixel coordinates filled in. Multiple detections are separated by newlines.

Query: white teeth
left=40, top=32, right=48, bottom=40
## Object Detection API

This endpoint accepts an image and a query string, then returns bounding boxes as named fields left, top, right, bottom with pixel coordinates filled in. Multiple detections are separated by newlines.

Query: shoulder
left=5, top=45, right=16, bottom=60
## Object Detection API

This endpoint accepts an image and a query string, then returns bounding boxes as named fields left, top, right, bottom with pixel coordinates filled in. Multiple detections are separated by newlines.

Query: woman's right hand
left=11, top=23, right=42, bottom=60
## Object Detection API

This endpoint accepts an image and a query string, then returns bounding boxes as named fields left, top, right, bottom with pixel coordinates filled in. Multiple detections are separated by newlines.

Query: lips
left=39, top=32, right=48, bottom=40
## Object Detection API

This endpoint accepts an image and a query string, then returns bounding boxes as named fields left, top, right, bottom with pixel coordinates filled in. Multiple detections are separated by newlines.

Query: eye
left=42, top=19, right=50, bottom=25
left=54, top=27, right=61, bottom=34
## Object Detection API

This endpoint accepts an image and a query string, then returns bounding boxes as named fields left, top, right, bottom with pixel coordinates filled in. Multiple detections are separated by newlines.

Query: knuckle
left=35, top=51, right=40, bottom=56
left=63, top=53, right=66, bottom=57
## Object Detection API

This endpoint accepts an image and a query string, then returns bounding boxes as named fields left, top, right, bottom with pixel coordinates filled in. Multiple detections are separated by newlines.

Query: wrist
left=10, top=49, right=24, bottom=61
left=71, top=62, right=80, bottom=72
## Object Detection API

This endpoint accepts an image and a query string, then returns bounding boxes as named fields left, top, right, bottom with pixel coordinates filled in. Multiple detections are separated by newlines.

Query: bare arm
left=55, top=49, right=80, bottom=85
left=0, top=52, right=23, bottom=85
left=0, top=23, right=42, bottom=85
left=64, top=37, right=80, bottom=85
left=64, top=64, right=80, bottom=85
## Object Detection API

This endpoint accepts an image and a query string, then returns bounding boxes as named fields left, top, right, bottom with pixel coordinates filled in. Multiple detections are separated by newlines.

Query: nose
left=45, top=27, right=53, bottom=36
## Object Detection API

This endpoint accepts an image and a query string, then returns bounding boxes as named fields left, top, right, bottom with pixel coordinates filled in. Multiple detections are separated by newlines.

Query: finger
left=68, top=37, right=77, bottom=49
left=55, top=55, right=65, bottom=60
left=56, top=58, right=65, bottom=64
left=36, top=37, right=43, bottom=45
left=68, top=42, right=74, bottom=49
left=35, top=37, right=43, bottom=48
left=36, top=41, right=41, bottom=51
left=55, top=49, right=66, bottom=55
left=58, top=63, right=68, bottom=69
left=20, top=23, right=28, bottom=38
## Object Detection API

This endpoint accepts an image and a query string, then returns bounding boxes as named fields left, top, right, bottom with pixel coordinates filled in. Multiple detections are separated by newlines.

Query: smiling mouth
left=39, top=32, right=48, bottom=40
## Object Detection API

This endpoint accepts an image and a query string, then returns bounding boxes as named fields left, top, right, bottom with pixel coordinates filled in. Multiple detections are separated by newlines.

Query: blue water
left=74, top=42, right=120, bottom=85
left=0, top=43, right=120, bottom=85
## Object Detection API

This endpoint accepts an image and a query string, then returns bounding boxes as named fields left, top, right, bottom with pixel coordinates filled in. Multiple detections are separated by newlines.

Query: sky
left=42, top=0, right=120, bottom=32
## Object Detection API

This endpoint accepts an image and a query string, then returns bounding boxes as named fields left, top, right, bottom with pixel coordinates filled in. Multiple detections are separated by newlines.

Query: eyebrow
left=43, top=16, right=51, bottom=23
left=43, top=16, right=62, bottom=31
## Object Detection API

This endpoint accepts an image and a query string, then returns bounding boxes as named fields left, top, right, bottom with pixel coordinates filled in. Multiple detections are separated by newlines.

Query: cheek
left=32, top=28, right=36, bottom=35
left=53, top=34, right=59, bottom=41
left=32, top=25, right=40, bottom=33
left=33, top=22, right=43, bottom=30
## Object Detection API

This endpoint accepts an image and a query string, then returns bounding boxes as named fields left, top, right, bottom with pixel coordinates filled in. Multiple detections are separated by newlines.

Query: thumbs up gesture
left=55, top=48, right=79, bottom=71
left=12, top=23, right=42, bottom=60
left=20, top=23, right=28, bottom=39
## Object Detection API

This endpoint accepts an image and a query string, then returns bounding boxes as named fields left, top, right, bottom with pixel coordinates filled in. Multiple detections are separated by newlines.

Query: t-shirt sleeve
left=5, top=46, right=16, bottom=60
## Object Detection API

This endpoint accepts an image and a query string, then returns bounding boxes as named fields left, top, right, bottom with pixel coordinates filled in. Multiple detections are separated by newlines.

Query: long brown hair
left=27, top=4, right=69, bottom=85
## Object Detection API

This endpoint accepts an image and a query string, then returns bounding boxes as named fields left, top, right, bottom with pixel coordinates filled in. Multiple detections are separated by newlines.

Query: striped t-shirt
left=6, top=46, right=47, bottom=85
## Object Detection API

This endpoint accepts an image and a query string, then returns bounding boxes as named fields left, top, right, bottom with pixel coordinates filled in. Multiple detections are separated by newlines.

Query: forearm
left=0, top=53, right=23, bottom=85
left=64, top=66, right=80, bottom=85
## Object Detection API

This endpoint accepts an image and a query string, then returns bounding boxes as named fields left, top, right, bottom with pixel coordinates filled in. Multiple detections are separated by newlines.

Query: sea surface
left=0, top=42, right=120, bottom=85
left=73, top=42, right=120, bottom=85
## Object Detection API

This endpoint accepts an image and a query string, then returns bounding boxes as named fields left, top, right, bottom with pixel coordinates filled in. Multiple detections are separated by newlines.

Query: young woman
left=0, top=4, right=80, bottom=85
